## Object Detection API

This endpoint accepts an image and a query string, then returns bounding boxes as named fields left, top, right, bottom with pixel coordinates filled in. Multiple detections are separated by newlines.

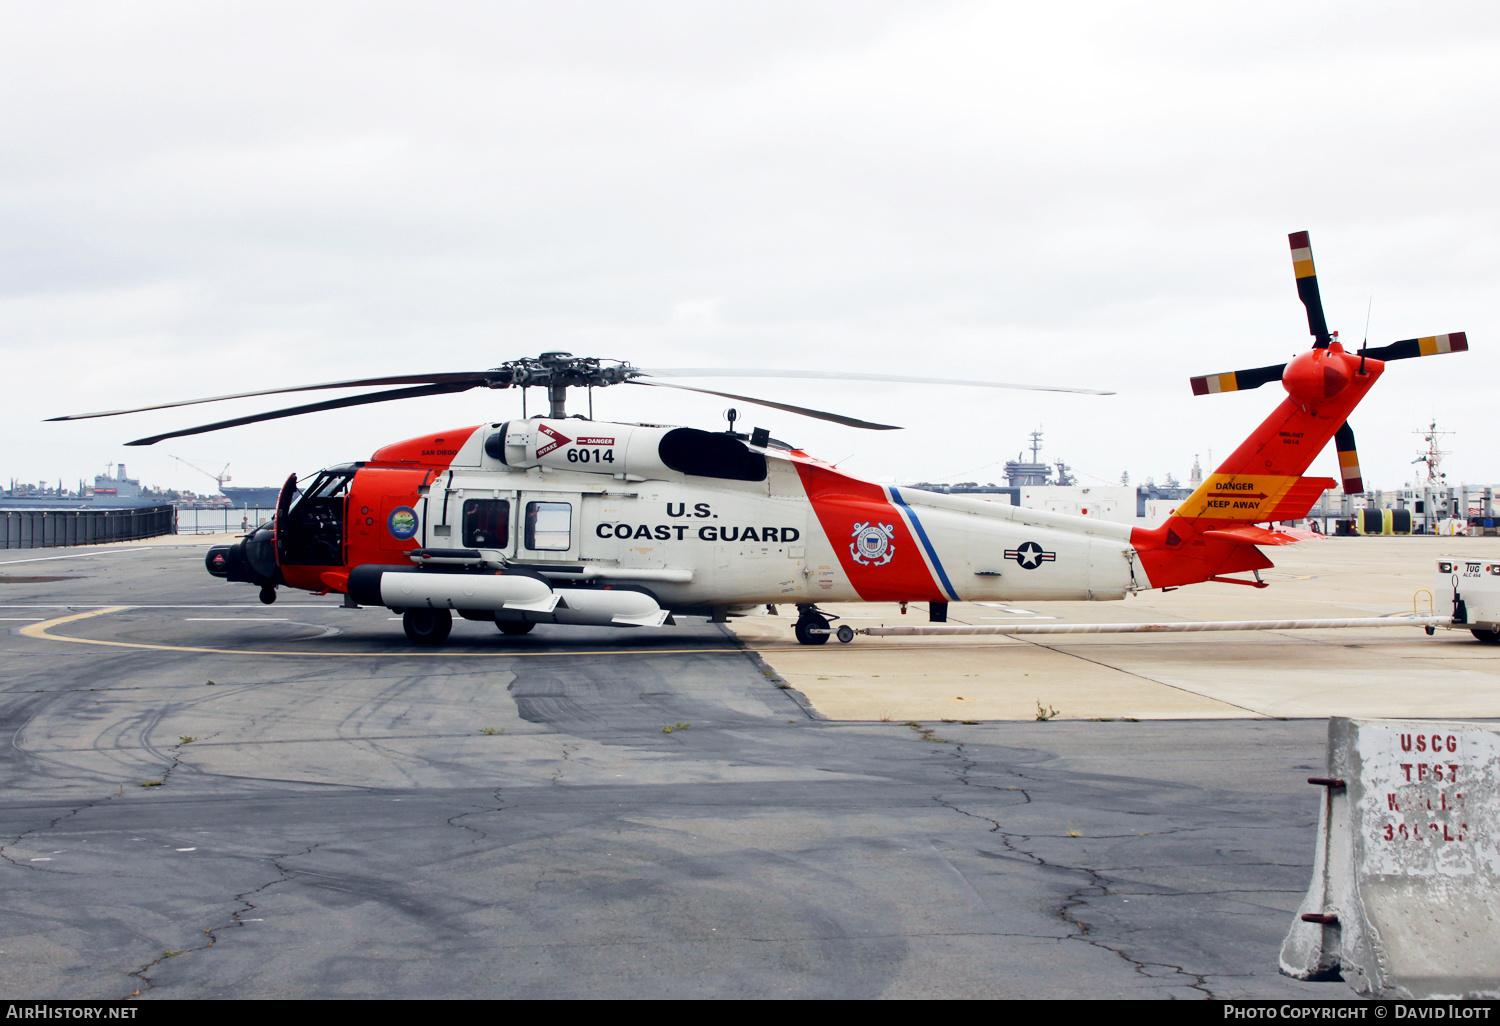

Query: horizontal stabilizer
left=1202, top=525, right=1322, bottom=547
left=1262, top=476, right=1337, bottom=522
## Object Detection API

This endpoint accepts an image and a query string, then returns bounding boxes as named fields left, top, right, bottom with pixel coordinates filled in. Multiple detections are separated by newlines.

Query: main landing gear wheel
left=496, top=620, right=535, bottom=636
left=794, top=612, right=831, bottom=646
left=259, top=586, right=277, bottom=605
left=1471, top=628, right=1500, bottom=644
left=403, top=608, right=453, bottom=646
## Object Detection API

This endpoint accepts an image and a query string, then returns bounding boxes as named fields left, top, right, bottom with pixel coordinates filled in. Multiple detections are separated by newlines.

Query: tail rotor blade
left=1190, top=363, right=1286, bottom=395
left=1334, top=421, right=1364, bottom=494
left=1290, top=231, right=1332, bottom=348
left=1358, top=332, right=1468, bottom=362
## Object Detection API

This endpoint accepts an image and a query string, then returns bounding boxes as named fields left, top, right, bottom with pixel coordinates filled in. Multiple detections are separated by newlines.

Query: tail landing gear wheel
left=496, top=620, right=535, bottom=636
left=403, top=608, right=453, bottom=646
left=794, top=614, right=830, bottom=645
left=1471, top=628, right=1500, bottom=644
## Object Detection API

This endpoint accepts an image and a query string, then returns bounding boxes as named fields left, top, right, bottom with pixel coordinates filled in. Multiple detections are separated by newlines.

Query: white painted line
left=981, top=615, right=1058, bottom=621
left=0, top=548, right=150, bottom=565
left=184, top=618, right=291, bottom=622
left=0, top=617, right=45, bottom=621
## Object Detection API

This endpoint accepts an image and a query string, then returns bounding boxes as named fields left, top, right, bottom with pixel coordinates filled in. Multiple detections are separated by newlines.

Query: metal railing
left=1, top=505, right=176, bottom=549
left=174, top=507, right=274, bottom=536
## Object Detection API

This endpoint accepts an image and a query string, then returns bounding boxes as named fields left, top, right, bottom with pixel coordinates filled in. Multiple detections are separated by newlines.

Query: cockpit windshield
left=292, top=467, right=355, bottom=510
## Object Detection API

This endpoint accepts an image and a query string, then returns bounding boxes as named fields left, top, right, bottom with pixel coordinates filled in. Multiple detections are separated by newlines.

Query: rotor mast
left=510, top=352, right=635, bottom=420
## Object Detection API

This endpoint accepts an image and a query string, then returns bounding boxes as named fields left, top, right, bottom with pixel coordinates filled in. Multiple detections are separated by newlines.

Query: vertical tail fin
left=1132, top=343, right=1379, bottom=587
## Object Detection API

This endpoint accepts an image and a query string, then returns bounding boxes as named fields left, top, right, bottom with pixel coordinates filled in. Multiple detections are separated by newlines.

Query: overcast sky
left=4, top=1, right=1496, bottom=495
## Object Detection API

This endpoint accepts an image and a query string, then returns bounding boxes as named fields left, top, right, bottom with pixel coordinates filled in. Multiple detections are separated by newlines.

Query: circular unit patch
left=387, top=506, right=420, bottom=540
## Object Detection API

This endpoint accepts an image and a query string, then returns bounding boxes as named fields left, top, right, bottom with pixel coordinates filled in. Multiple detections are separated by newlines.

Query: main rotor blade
left=1358, top=332, right=1468, bottom=362
left=1190, top=363, right=1286, bottom=395
left=1334, top=421, right=1363, bottom=494
left=628, top=380, right=901, bottom=430
left=124, top=381, right=480, bottom=446
left=639, top=368, right=1113, bottom=396
left=1290, top=230, right=1332, bottom=348
left=49, top=372, right=494, bottom=422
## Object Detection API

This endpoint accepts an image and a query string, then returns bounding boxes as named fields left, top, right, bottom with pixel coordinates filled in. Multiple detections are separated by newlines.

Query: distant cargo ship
left=0, top=464, right=165, bottom=509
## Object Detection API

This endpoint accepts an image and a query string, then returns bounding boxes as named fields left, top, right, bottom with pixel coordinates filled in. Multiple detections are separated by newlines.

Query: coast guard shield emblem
left=850, top=522, right=896, bottom=566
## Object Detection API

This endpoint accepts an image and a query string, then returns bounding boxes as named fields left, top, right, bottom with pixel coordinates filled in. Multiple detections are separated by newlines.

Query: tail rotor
left=1187, top=231, right=1468, bottom=496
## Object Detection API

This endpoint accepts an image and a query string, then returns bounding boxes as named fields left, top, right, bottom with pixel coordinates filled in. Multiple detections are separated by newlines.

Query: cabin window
left=525, top=501, right=572, bottom=550
left=462, top=499, right=510, bottom=548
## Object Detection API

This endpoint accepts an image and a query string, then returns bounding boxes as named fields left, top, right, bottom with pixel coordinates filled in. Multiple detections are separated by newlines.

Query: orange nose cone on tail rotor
left=1282, top=345, right=1359, bottom=407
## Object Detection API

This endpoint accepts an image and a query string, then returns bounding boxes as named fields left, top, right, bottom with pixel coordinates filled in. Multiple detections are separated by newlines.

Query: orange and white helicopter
left=52, top=232, right=1467, bottom=646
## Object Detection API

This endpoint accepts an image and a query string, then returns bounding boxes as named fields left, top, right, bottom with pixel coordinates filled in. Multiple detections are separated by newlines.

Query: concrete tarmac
left=4, top=536, right=1484, bottom=999
left=733, top=536, right=1500, bottom=721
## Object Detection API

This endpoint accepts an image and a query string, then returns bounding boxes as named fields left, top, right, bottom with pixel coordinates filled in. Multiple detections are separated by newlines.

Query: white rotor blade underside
left=640, top=368, right=1113, bottom=396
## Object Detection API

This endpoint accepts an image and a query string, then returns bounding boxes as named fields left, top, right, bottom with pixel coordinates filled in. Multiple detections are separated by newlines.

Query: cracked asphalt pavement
left=0, top=542, right=1339, bottom=998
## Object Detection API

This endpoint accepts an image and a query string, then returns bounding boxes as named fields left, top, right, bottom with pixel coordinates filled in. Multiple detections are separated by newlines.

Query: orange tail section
left=1132, top=343, right=1382, bottom=589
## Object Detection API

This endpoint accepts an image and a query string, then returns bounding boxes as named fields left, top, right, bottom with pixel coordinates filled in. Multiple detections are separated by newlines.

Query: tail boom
left=1132, top=344, right=1381, bottom=589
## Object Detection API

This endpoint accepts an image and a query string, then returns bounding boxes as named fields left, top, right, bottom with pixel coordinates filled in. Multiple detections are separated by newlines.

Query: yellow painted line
left=19, top=606, right=129, bottom=640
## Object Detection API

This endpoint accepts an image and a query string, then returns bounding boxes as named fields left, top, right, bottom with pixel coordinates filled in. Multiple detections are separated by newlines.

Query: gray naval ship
left=0, top=464, right=163, bottom=509
left=2, top=464, right=282, bottom=510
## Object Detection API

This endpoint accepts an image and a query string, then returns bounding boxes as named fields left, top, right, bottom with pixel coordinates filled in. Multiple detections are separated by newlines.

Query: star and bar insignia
left=1004, top=541, right=1056, bottom=569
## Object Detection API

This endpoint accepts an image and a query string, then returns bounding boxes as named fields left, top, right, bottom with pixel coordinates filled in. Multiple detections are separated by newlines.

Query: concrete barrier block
left=1282, top=717, right=1500, bottom=998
